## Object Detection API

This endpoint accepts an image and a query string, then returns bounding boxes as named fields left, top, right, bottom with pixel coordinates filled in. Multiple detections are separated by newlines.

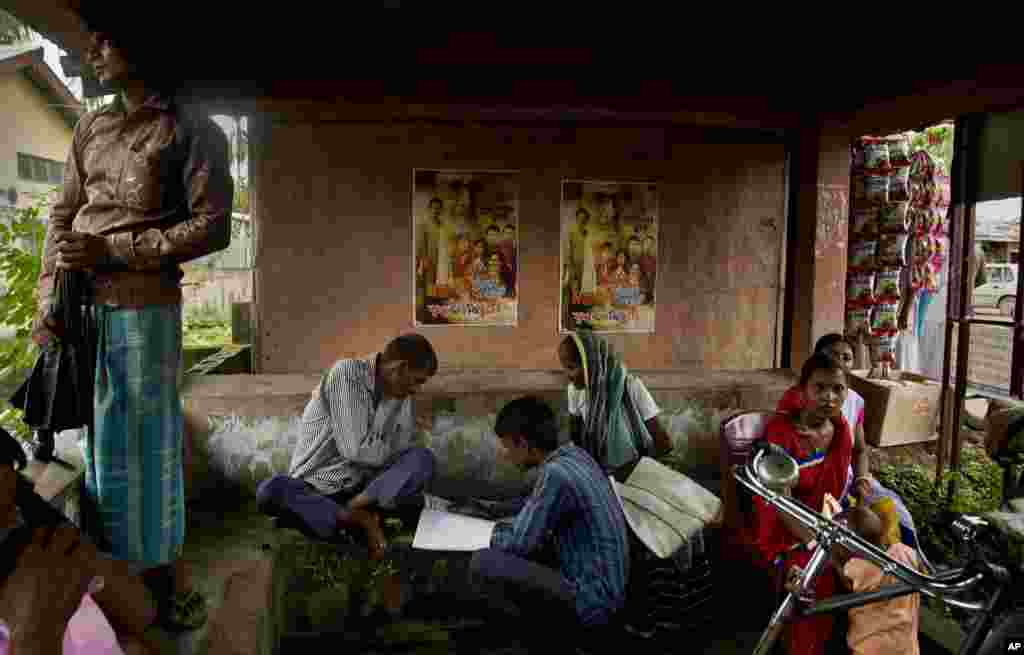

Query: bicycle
left=734, top=439, right=1024, bottom=655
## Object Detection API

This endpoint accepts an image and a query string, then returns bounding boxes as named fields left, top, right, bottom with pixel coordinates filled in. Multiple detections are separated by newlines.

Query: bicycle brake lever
left=752, top=439, right=789, bottom=459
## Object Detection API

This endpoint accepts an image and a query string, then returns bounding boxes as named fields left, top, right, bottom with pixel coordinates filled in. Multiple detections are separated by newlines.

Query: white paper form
left=412, top=508, right=496, bottom=551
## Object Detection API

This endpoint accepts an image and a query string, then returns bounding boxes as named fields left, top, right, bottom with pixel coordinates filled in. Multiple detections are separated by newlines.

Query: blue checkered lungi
left=81, top=304, right=185, bottom=567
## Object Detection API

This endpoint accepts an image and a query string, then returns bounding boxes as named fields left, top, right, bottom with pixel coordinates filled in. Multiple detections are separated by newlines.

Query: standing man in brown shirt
left=31, top=7, right=233, bottom=631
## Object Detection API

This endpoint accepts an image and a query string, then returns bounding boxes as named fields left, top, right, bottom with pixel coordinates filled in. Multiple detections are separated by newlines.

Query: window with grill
left=16, top=153, right=64, bottom=184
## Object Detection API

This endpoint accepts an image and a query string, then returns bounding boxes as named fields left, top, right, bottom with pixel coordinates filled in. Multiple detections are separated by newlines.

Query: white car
left=974, top=263, right=1017, bottom=316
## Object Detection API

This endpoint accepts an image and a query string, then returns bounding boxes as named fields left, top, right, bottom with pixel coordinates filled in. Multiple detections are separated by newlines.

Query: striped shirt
left=491, top=444, right=630, bottom=626
left=289, top=354, right=414, bottom=495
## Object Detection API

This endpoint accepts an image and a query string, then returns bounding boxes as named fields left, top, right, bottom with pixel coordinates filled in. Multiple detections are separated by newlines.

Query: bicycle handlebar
left=733, top=442, right=986, bottom=602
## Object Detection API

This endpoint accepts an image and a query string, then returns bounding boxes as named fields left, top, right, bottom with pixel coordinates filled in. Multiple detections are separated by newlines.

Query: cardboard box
left=849, top=370, right=942, bottom=447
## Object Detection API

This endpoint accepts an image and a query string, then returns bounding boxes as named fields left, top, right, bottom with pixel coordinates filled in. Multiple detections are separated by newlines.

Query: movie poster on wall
left=413, top=169, right=519, bottom=327
left=559, top=180, right=659, bottom=334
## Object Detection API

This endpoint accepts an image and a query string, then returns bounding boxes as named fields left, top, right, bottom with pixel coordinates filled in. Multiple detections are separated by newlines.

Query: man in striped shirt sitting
left=470, top=396, right=630, bottom=649
left=256, top=334, right=438, bottom=559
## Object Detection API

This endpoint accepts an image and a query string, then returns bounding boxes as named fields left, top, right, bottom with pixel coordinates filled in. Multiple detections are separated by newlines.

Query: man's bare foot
left=349, top=508, right=387, bottom=559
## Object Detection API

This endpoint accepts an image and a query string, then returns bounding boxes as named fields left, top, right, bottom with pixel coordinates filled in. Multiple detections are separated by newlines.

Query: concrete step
left=143, top=498, right=280, bottom=655
left=18, top=435, right=281, bottom=654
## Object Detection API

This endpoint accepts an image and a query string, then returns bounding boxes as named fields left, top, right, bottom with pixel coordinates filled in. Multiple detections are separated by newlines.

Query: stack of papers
left=412, top=508, right=496, bottom=551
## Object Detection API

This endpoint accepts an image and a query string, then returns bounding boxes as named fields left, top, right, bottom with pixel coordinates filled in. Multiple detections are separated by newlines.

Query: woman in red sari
left=753, top=353, right=853, bottom=655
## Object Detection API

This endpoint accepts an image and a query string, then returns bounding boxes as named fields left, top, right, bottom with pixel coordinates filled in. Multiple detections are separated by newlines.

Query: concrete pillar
left=788, top=121, right=851, bottom=368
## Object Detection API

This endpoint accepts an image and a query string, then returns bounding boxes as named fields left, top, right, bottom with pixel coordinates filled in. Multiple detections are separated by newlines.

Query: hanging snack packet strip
left=909, top=150, right=935, bottom=182
left=871, top=303, right=899, bottom=336
left=930, top=207, right=948, bottom=237
left=874, top=334, right=898, bottom=364
left=879, top=203, right=910, bottom=233
left=849, top=240, right=878, bottom=272
left=865, top=175, right=889, bottom=204
left=878, top=233, right=908, bottom=267
left=847, top=273, right=876, bottom=307
left=863, top=138, right=891, bottom=171
left=852, top=207, right=879, bottom=236
left=846, top=308, right=872, bottom=338
left=874, top=269, right=902, bottom=303
left=910, top=207, right=929, bottom=237
left=887, top=135, right=912, bottom=168
left=935, top=175, right=951, bottom=208
left=889, top=166, right=911, bottom=203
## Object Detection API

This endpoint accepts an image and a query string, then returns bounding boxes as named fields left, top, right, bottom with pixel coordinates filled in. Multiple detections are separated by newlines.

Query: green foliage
left=909, top=123, right=955, bottom=176
left=0, top=192, right=234, bottom=439
left=183, top=304, right=232, bottom=348
left=876, top=445, right=1003, bottom=627
left=0, top=201, right=46, bottom=375
left=0, top=10, right=33, bottom=45
left=292, top=539, right=400, bottom=618
left=875, top=445, right=1002, bottom=564
left=0, top=194, right=50, bottom=441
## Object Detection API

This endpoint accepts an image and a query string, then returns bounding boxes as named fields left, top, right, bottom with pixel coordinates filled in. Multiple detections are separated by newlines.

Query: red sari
left=752, top=412, right=853, bottom=655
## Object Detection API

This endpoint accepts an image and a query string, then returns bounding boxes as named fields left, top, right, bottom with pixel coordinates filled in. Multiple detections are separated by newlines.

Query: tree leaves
left=0, top=195, right=48, bottom=440
left=0, top=10, right=33, bottom=46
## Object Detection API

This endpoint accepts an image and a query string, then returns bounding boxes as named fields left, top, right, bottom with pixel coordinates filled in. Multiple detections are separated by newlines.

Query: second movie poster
left=560, top=180, right=659, bottom=333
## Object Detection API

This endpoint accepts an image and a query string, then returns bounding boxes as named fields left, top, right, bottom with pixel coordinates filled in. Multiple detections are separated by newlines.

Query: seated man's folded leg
left=359, top=447, right=437, bottom=511
left=256, top=475, right=346, bottom=540
left=342, top=448, right=435, bottom=557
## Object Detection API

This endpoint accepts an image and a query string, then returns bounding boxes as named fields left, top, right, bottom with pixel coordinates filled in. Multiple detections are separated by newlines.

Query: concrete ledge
left=180, top=368, right=796, bottom=500
left=22, top=430, right=84, bottom=501
left=21, top=430, right=85, bottom=525
left=183, top=368, right=796, bottom=418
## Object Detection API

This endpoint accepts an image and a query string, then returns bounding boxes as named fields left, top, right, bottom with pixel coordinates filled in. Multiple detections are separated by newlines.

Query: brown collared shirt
left=37, top=94, right=233, bottom=311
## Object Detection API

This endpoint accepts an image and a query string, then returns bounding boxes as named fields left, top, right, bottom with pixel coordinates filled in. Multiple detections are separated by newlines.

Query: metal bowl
left=754, top=449, right=799, bottom=493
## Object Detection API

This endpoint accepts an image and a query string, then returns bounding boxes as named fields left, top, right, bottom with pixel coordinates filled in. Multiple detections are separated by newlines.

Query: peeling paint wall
left=254, top=122, right=787, bottom=373
left=187, top=392, right=745, bottom=499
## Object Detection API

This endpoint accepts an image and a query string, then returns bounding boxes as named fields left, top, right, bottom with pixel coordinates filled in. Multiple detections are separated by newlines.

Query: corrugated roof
left=0, top=41, right=82, bottom=127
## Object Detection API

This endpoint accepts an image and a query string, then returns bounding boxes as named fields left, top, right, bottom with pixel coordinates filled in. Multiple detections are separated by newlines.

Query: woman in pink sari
left=752, top=353, right=853, bottom=655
